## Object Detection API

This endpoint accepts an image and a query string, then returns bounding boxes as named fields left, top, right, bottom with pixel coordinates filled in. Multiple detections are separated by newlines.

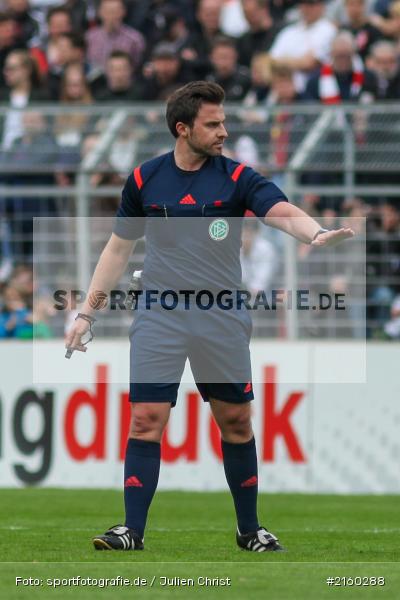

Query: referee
left=66, top=81, right=354, bottom=552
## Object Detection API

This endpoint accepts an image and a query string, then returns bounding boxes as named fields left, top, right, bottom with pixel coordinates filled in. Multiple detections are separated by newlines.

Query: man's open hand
left=311, top=228, right=355, bottom=247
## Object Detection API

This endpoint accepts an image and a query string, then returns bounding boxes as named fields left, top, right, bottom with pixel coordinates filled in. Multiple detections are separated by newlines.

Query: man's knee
left=129, top=403, right=170, bottom=441
left=212, top=402, right=253, bottom=442
left=223, top=411, right=252, bottom=437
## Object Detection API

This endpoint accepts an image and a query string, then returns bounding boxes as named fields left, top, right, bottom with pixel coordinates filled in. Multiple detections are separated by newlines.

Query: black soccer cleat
left=236, top=526, right=284, bottom=552
left=92, top=524, right=144, bottom=551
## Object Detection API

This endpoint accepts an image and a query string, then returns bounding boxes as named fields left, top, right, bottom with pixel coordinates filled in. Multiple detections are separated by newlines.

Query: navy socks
left=221, top=437, right=260, bottom=534
left=124, top=437, right=259, bottom=538
left=124, top=438, right=161, bottom=538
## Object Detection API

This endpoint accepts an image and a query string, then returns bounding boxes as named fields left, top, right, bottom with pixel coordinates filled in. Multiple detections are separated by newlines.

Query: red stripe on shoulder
left=231, top=163, right=245, bottom=182
left=133, top=166, right=143, bottom=190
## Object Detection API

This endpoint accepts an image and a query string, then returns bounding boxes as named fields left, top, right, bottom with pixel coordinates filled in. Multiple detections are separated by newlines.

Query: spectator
left=5, top=108, right=58, bottom=161
left=370, top=0, right=400, bottom=36
left=183, top=0, right=224, bottom=78
left=342, top=0, right=383, bottom=60
left=237, top=63, right=273, bottom=164
left=28, top=1, right=68, bottom=41
left=266, top=64, right=305, bottom=180
left=367, top=201, right=400, bottom=334
left=240, top=219, right=277, bottom=297
left=327, top=0, right=375, bottom=26
left=240, top=218, right=280, bottom=335
left=303, top=32, right=378, bottom=218
left=207, top=35, right=251, bottom=100
left=153, top=5, right=192, bottom=56
left=0, top=11, right=26, bottom=89
left=220, top=0, right=248, bottom=37
left=43, top=8, right=80, bottom=81
left=371, top=0, right=392, bottom=17
left=30, top=6, right=73, bottom=76
left=62, top=0, right=91, bottom=33
left=234, top=133, right=260, bottom=167
left=45, top=6, right=73, bottom=45
left=94, top=50, right=142, bottom=102
left=0, top=49, right=48, bottom=150
left=46, top=32, right=86, bottom=100
left=52, top=61, right=95, bottom=186
left=139, top=42, right=190, bottom=100
left=52, top=31, right=85, bottom=66
left=80, top=133, right=124, bottom=205
left=0, top=218, right=13, bottom=284
left=131, top=4, right=190, bottom=61
left=86, top=0, right=145, bottom=72
left=0, top=283, right=33, bottom=338
left=305, top=31, right=378, bottom=102
left=383, top=294, right=400, bottom=338
left=9, top=263, right=33, bottom=307
left=243, top=51, right=271, bottom=107
left=56, top=55, right=84, bottom=93
left=268, top=0, right=298, bottom=24
left=196, top=0, right=223, bottom=40
left=237, top=0, right=279, bottom=67
left=5, top=0, right=40, bottom=46
left=79, top=132, right=128, bottom=250
left=124, top=1, right=196, bottom=43
left=268, top=62, right=304, bottom=105
left=265, top=63, right=312, bottom=217
left=31, top=295, right=55, bottom=338
left=0, top=111, right=58, bottom=258
left=270, top=0, right=336, bottom=92
left=368, top=40, right=400, bottom=98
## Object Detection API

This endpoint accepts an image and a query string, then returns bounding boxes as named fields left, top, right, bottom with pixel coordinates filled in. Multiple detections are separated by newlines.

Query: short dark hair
left=47, top=6, right=71, bottom=23
left=166, top=81, right=225, bottom=138
left=108, top=49, right=133, bottom=66
left=0, top=10, right=14, bottom=23
left=6, top=49, right=41, bottom=87
left=58, top=32, right=86, bottom=51
left=211, top=35, right=237, bottom=52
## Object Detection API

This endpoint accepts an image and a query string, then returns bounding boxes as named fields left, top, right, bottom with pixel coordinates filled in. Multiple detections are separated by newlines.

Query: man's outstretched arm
left=65, top=233, right=136, bottom=353
left=265, top=201, right=355, bottom=246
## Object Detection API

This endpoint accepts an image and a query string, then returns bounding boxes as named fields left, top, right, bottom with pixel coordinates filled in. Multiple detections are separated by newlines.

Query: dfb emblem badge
left=209, top=218, right=229, bottom=241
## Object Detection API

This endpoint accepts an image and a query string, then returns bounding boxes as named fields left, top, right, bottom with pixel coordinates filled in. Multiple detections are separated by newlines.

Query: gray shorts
left=129, top=300, right=253, bottom=406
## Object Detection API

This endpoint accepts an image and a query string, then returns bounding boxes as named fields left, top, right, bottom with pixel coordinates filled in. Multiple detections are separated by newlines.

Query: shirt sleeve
left=113, top=172, right=145, bottom=240
left=270, top=29, right=289, bottom=58
left=312, top=23, right=336, bottom=63
left=239, top=166, right=288, bottom=217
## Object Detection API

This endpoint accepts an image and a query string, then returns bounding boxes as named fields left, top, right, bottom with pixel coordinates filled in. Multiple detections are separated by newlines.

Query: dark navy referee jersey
left=114, top=151, right=288, bottom=292
left=113, top=151, right=288, bottom=404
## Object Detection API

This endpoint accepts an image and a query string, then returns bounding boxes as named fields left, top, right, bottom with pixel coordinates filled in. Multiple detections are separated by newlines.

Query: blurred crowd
left=0, top=262, right=56, bottom=338
left=0, top=0, right=399, bottom=339
left=0, top=0, right=400, bottom=108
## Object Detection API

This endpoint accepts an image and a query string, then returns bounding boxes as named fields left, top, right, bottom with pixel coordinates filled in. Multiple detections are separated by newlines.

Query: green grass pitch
left=0, top=489, right=399, bottom=599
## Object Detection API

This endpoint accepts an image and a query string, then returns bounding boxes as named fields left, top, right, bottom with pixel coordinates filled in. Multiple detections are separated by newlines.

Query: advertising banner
left=0, top=342, right=398, bottom=493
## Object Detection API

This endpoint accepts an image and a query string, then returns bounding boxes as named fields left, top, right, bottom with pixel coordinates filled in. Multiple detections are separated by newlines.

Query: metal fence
left=1, top=103, right=399, bottom=340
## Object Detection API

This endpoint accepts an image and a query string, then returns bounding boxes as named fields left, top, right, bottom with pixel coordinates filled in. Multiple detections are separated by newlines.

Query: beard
left=187, top=133, right=222, bottom=157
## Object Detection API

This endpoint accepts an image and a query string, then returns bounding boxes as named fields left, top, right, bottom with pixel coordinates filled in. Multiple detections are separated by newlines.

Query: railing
left=1, top=103, right=399, bottom=340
